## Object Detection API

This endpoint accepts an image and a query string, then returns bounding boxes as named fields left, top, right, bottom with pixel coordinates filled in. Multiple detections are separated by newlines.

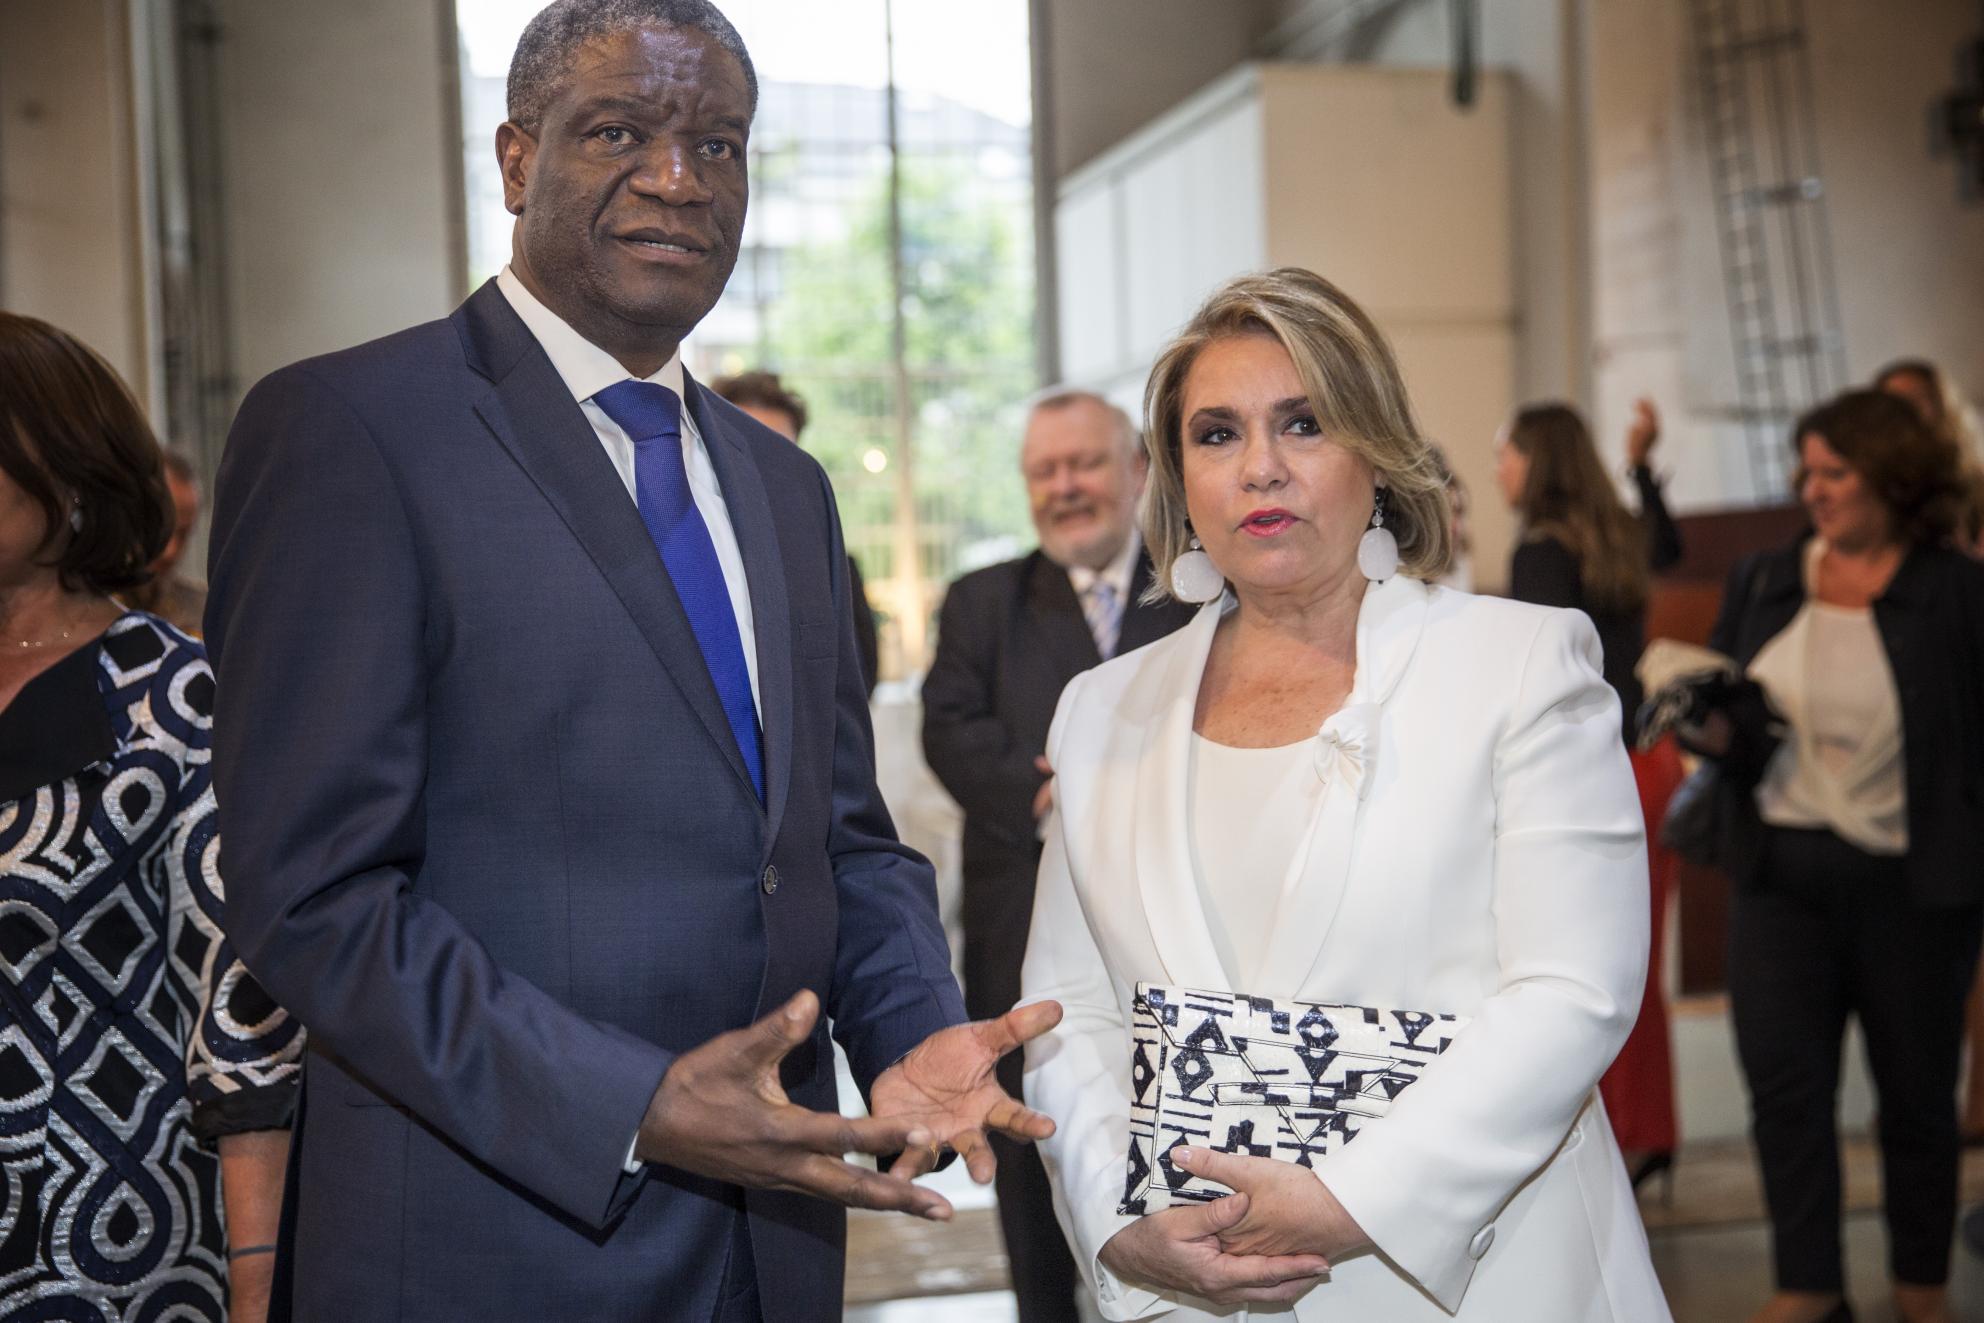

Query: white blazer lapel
left=1254, top=577, right=1432, bottom=993
left=1130, top=599, right=1232, bottom=989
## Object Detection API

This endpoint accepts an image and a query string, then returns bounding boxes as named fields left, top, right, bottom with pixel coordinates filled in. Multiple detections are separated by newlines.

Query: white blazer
left=1021, top=576, right=1671, bottom=1322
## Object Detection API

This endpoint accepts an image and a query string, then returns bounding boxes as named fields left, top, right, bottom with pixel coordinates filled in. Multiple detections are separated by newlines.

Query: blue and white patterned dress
left=0, top=612, right=304, bottom=1319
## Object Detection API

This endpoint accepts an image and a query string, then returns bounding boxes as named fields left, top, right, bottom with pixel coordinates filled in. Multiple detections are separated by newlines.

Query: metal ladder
left=1687, top=0, right=1848, bottom=497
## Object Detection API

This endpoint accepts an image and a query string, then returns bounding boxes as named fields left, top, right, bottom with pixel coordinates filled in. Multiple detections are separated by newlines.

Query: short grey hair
left=507, top=0, right=758, bottom=131
left=1028, top=388, right=1139, bottom=457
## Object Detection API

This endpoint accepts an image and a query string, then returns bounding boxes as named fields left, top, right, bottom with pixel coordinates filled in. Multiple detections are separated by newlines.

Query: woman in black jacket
left=1494, top=398, right=1683, bottom=1188
left=1695, top=389, right=1984, bottom=1323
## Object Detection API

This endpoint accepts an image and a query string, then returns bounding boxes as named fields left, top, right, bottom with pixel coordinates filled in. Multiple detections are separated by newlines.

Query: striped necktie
left=1083, top=578, right=1123, bottom=660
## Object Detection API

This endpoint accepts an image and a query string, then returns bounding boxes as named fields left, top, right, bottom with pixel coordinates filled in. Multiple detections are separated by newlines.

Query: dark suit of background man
left=922, top=391, right=1195, bottom=1321
left=713, top=369, right=881, bottom=696
left=203, top=3, right=1057, bottom=1319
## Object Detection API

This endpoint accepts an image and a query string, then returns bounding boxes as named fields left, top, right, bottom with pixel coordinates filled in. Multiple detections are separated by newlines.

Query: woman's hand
left=1625, top=397, right=1661, bottom=470
left=1169, top=1146, right=1373, bottom=1263
left=1098, top=1193, right=1333, bottom=1306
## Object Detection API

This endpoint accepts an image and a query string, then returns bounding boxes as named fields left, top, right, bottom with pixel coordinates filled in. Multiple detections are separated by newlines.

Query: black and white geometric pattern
left=1120, top=983, right=1468, bottom=1215
left=1, top=613, right=304, bottom=1319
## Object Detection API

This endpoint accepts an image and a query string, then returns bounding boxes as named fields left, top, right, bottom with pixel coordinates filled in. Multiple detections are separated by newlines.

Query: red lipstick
left=1239, top=508, right=1296, bottom=537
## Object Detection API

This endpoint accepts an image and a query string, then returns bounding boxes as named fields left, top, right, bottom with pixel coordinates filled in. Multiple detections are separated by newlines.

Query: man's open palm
left=872, top=1000, right=1062, bottom=1183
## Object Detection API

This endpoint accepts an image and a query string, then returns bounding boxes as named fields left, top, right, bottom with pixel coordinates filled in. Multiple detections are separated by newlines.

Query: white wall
left=1054, top=73, right=1266, bottom=392
left=1590, top=0, right=1984, bottom=511
left=1814, top=0, right=1984, bottom=395
left=1256, top=65, right=1521, bottom=588
left=212, top=0, right=462, bottom=399
left=1259, top=0, right=1592, bottom=411
left=0, top=0, right=150, bottom=394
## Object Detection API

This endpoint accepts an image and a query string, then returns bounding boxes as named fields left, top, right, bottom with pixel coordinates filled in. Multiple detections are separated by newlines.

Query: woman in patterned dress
left=0, top=313, right=303, bottom=1322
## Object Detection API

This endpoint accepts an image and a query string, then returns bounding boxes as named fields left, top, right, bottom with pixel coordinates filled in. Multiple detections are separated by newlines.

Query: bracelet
left=228, top=1244, right=278, bottom=1260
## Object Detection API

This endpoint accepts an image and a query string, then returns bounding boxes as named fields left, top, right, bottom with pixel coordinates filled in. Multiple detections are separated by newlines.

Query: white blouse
left=1185, top=734, right=1323, bottom=989
left=1750, top=543, right=1908, bottom=854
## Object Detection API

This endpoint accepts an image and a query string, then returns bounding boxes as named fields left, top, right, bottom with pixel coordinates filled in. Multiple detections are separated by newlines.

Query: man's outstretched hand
left=871, top=1000, right=1063, bottom=1184
left=635, top=990, right=956, bottom=1220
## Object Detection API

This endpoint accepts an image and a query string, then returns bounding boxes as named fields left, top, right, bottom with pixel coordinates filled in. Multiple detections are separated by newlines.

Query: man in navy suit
left=203, top=2, right=1056, bottom=1318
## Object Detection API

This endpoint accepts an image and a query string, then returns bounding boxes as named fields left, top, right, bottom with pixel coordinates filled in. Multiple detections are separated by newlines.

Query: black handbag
left=1658, top=760, right=1745, bottom=870
left=1647, top=671, right=1780, bottom=874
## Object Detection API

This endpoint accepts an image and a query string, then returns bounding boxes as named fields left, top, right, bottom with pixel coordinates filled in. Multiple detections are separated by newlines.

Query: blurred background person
left=1874, top=358, right=1983, bottom=463
left=713, top=369, right=880, bottom=695
left=123, top=447, right=208, bottom=637
left=1686, top=389, right=1984, bottom=1323
left=1492, top=397, right=1684, bottom=1192
left=921, top=388, right=1193, bottom=1322
left=0, top=312, right=301, bottom=1323
left=1874, top=358, right=1984, bottom=1152
left=1875, top=358, right=1984, bottom=557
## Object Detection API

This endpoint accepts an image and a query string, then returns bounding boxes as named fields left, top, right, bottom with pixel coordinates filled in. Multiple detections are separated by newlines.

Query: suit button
left=761, top=866, right=779, bottom=895
left=1469, top=1226, right=1495, bottom=1259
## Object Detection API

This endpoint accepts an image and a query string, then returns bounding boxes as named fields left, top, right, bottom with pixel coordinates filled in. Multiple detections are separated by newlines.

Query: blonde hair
left=1140, top=268, right=1452, bottom=601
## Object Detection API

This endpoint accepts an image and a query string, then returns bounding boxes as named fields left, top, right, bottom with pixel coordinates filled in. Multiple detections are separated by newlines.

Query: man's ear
left=496, top=121, right=536, bottom=216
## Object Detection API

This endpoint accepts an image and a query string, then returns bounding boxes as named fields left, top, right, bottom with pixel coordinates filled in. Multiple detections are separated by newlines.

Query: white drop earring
left=69, top=503, right=84, bottom=533
left=1358, top=487, right=1400, bottom=582
left=1169, top=530, right=1225, bottom=604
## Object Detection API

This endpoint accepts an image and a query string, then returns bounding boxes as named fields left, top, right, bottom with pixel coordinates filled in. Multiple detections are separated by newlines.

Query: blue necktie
left=592, top=380, right=764, bottom=803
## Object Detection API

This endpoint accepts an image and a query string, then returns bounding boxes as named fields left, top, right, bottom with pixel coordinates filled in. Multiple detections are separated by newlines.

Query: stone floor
left=844, top=1139, right=1984, bottom=1321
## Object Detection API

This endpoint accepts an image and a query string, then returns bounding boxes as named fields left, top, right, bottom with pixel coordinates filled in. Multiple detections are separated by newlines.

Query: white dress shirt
left=497, top=266, right=761, bottom=1175
left=497, top=265, right=760, bottom=713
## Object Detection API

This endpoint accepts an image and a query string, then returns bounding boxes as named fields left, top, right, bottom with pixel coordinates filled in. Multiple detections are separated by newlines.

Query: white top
left=1749, top=542, right=1906, bottom=854
left=497, top=265, right=759, bottom=713
left=1185, top=733, right=1321, bottom=989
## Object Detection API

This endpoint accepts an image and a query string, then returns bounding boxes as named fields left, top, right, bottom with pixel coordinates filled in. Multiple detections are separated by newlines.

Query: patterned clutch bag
left=1121, top=983, right=1470, bottom=1215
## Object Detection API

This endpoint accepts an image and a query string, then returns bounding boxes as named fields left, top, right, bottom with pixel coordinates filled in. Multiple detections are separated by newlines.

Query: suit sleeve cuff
left=1323, top=1143, right=1480, bottom=1312
left=1086, top=1217, right=1176, bottom=1321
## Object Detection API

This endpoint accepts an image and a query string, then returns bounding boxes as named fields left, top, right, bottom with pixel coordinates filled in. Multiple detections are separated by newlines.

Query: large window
left=455, top=0, right=1036, bottom=679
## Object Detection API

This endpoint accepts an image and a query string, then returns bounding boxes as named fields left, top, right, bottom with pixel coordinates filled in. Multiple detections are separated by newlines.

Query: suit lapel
left=1023, top=553, right=1103, bottom=678
left=1129, top=600, right=1231, bottom=989
left=686, top=375, right=794, bottom=846
left=455, top=284, right=760, bottom=809
left=1117, top=554, right=1186, bottom=654
left=1255, top=576, right=1432, bottom=993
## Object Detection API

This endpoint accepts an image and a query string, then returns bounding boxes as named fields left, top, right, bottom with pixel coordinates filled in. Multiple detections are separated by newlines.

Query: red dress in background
left=1602, top=736, right=1685, bottom=1154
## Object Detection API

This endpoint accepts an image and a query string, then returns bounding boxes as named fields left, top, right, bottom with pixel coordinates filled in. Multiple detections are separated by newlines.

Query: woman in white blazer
left=1021, top=268, right=1670, bottom=1321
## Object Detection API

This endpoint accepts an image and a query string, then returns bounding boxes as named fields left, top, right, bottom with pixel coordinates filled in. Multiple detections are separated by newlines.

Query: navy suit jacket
left=204, top=280, right=965, bottom=1320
